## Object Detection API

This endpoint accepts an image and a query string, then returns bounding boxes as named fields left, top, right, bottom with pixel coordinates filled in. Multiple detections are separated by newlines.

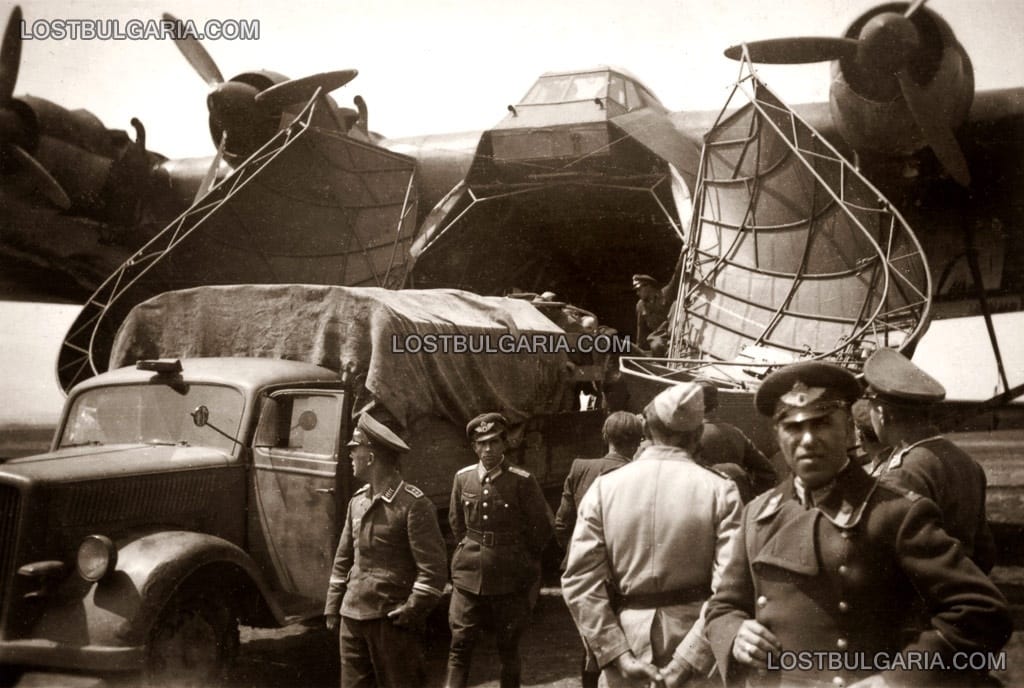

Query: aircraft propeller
left=0, top=6, right=71, bottom=208
left=724, top=0, right=971, bottom=187
left=163, top=13, right=358, bottom=163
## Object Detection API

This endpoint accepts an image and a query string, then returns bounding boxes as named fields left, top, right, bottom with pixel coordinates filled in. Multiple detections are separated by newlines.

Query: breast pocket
left=461, top=491, right=480, bottom=524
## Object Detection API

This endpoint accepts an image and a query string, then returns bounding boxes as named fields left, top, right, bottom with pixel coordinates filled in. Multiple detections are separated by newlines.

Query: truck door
left=250, top=389, right=347, bottom=610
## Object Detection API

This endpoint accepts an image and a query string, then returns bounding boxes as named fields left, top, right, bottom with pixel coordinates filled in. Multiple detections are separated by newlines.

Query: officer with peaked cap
left=705, top=360, right=1011, bottom=687
left=632, top=273, right=672, bottom=348
left=863, top=348, right=997, bottom=573
left=445, top=413, right=554, bottom=688
left=562, top=382, right=742, bottom=687
left=325, top=412, right=447, bottom=688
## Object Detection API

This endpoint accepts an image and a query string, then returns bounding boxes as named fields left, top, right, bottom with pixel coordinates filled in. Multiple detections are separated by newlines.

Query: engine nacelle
left=828, top=3, right=974, bottom=159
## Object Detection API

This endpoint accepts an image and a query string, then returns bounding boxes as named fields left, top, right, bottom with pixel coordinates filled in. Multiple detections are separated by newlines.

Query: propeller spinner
left=724, top=0, right=971, bottom=187
left=163, top=13, right=359, bottom=164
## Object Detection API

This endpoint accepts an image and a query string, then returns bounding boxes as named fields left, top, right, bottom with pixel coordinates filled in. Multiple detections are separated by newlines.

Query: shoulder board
left=404, top=484, right=425, bottom=498
left=355, top=484, right=370, bottom=494
left=456, top=464, right=477, bottom=475
left=879, top=480, right=922, bottom=502
left=508, top=465, right=531, bottom=478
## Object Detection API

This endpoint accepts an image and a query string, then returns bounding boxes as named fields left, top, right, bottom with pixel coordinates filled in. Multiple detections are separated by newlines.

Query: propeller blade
left=1, top=5, right=23, bottom=102
left=194, top=131, right=226, bottom=202
left=904, top=0, right=928, bottom=18
left=724, top=37, right=859, bottom=64
left=253, top=70, right=358, bottom=110
left=896, top=68, right=971, bottom=186
left=162, top=13, right=224, bottom=86
left=10, top=143, right=71, bottom=209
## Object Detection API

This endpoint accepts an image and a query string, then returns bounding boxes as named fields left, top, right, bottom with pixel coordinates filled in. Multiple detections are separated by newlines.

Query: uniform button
left=483, top=515, right=488, bottom=520
left=838, top=601, right=849, bottom=613
left=840, top=531, right=851, bottom=539
left=836, top=638, right=847, bottom=650
left=832, top=678, right=845, bottom=688
left=483, top=502, right=488, bottom=507
left=756, top=595, right=768, bottom=608
left=838, top=565, right=849, bottom=575
left=484, top=489, right=489, bottom=495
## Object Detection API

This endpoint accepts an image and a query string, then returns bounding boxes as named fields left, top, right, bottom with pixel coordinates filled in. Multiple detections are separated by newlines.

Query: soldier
left=863, top=348, right=997, bottom=573
left=704, top=361, right=1012, bottom=687
left=632, top=274, right=672, bottom=348
left=562, top=382, right=743, bottom=687
left=696, top=380, right=778, bottom=501
left=324, top=413, right=447, bottom=688
left=553, top=410, right=644, bottom=688
left=445, top=413, right=554, bottom=688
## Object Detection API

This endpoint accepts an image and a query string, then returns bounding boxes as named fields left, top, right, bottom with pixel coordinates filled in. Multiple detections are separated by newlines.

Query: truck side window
left=262, top=393, right=343, bottom=459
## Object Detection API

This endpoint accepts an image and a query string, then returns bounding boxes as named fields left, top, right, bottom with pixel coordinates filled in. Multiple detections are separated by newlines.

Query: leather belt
left=465, top=528, right=521, bottom=547
left=612, top=585, right=711, bottom=611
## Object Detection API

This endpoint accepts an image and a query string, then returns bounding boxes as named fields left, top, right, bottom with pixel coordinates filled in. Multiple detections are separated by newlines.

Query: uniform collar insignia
left=780, top=381, right=826, bottom=408
left=378, top=479, right=404, bottom=504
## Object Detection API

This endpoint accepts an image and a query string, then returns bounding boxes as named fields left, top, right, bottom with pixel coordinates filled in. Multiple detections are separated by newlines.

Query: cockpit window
left=521, top=73, right=610, bottom=105
left=607, top=76, right=627, bottom=107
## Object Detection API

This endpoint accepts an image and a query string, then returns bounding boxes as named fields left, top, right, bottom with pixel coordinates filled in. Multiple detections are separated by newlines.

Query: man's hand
left=324, top=614, right=339, bottom=631
left=659, top=656, right=695, bottom=687
left=386, top=601, right=426, bottom=628
left=614, top=652, right=663, bottom=683
left=730, top=619, right=781, bottom=670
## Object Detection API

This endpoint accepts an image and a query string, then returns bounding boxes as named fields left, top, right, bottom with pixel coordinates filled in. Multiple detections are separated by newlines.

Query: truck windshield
left=59, top=384, right=245, bottom=454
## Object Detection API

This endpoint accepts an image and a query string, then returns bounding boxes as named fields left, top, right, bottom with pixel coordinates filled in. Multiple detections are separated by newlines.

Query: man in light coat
left=562, top=382, right=743, bottom=687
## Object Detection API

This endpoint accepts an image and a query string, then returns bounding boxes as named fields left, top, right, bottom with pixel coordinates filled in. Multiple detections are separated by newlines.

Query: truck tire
left=145, top=589, right=239, bottom=686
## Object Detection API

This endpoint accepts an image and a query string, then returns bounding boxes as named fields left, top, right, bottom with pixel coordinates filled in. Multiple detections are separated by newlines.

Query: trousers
left=445, top=586, right=533, bottom=688
left=339, top=615, right=425, bottom=688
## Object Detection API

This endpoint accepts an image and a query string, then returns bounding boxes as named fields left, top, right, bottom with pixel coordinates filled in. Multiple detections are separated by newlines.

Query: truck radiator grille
left=0, top=484, right=21, bottom=623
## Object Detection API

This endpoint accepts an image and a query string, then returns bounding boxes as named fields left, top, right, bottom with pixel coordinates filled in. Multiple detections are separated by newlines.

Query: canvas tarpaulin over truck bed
left=109, top=284, right=571, bottom=426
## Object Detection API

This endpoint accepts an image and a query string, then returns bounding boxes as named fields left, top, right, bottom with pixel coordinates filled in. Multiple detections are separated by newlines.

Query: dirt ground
left=229, top=588, right=1024, bottom=688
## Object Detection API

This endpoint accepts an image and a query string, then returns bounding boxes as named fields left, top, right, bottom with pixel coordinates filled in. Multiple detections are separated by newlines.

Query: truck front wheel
left=145, top=590, right=239, bottom=686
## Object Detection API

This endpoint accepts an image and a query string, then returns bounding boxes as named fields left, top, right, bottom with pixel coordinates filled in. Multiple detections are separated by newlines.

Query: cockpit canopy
left=518, top=68, right=664, bottom=111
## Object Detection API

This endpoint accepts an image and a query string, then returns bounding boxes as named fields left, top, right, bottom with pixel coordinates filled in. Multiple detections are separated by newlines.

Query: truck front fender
left=29, top=530, right=285, bottom=653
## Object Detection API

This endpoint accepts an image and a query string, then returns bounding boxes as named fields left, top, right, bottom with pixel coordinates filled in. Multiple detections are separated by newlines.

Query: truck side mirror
left=191, top=406, right=209, bottom=427
left=297, top=410, right=318, bottom=431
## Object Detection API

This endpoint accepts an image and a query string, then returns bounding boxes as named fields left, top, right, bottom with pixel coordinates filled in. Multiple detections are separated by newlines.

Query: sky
left=11, top=0, right=1024, bottom=158
left=3, top=0, right=1024, bottom=429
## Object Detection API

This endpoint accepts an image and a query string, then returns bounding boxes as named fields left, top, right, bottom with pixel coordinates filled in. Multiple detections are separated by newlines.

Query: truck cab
left=0, top=357, right=354, bottom=683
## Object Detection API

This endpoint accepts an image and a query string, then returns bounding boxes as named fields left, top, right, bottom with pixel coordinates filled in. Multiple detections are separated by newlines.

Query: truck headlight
left=77, top=535, right=117, bottom=582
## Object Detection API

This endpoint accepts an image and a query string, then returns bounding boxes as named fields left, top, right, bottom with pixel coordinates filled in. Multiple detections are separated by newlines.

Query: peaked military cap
left=646, top=381, right=704, bottom=432
left=347, top=412, right=410, bottom=453
left=466, top=412, right=509, bottom=441
left=755, top=360, right=860, bottom=422
left=631, top=274, right=658, bottom=289
left=863, top=348, right=945, bottom=404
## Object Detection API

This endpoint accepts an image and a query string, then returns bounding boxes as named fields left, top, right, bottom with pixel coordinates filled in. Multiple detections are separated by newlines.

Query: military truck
left=0, top=285, right=611, bottom=684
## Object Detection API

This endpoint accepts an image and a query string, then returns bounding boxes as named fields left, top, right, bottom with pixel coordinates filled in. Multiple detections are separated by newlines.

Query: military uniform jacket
left=880, top=428, right=997, bottom=573
left=449, top=460, right=554, bottom=595
left=704, top=464, right=1012, bottom=687
left=700, top=420, right=779, bottom=499
left=561, top=445, right=742, bottom=674
left=324, top=480, right=447, bottom=620
left=553, top=452, right=630, bottom=549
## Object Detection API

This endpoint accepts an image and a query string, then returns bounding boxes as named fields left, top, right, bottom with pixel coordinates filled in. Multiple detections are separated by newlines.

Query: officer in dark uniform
left=445, top=413, right=554, bottom=688
left=632, top=274, right=672, bottom=348
left=704, top=361, right=1012, bottom=688
left=324, top=413, right=447, bottom=688
left=696, top=380, right=778, bottom=501
left=864, top=348, right=997, bottom=573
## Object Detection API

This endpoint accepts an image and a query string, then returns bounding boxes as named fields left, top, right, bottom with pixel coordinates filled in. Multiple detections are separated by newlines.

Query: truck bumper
left=0, top=639, right=143, bottom=673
